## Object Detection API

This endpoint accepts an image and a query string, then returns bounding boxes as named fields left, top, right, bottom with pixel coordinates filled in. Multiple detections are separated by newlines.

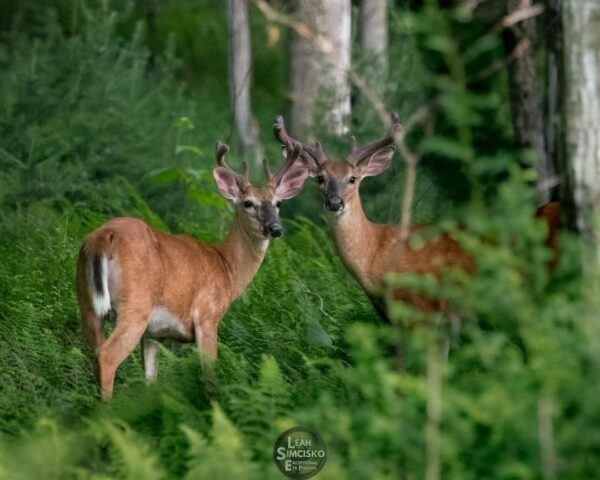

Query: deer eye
left=276, top=200, right=282, bottom=208
left=317, top=175, right=325, bottom=184
left=348, top=176, right=357, bottom=184
left=243, top=200, right=253, bottom=209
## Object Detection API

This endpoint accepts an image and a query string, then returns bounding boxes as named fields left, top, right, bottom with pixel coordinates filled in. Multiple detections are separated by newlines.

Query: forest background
left=0, top=1, right=599, bottom=479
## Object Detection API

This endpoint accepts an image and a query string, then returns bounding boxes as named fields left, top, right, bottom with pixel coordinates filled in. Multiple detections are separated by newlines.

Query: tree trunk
left=563, top=0, right=600, bottom=254
left=360, top=0, right=388, bottom=92
left=228, top=0, right=262, bottom=162
left=544, top=0, right=563, bottom=199
left=544, top=0, right=576, bottom=229
left=290, top=0, right=351, bottom=139
left=503, top=0, right=552, bottom=205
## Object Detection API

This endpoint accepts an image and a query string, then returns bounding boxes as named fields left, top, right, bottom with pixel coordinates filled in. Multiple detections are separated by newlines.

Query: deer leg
left=142, top=338, right=159, bottom=381
left=194, top=319, right=219, bottom=397
left=196, top=323, right=218, bottom=360
left=97, top=309, right=149, bottom=401
left=81, top=305, right=105, bottom=353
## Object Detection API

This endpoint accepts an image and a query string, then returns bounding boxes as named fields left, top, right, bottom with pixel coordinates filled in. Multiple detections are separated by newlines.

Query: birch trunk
left=563, top=0, right=600, bottom=256
left=228, top=0, right=261, bottom=162
left=291, top=0, right=351, bottom=139
left=360, top=0, right=388, bottom=92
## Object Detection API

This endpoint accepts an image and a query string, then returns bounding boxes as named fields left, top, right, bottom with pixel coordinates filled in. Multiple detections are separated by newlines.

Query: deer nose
left=267, top=222, right=283, bottom=238
left=326, top=196, right=344, bottom=212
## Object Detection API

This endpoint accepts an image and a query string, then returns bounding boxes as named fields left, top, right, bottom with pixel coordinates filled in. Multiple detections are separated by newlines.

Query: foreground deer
left=76, top=142, right=308, bottom=400
left=274, top=115, right=559, bottom=317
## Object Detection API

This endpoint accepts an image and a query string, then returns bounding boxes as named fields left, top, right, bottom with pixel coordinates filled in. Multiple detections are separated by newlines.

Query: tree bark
left=563, top=0, right=600, bottom=254
left=290, top=0, right=351, bottom=139
left=228, top=0, right=262, bottom=162
left=360, top=0, right=388, bottom=92
left=544, top=0, right=563, bottom=199
left=503, top=0, right=553, bottom=205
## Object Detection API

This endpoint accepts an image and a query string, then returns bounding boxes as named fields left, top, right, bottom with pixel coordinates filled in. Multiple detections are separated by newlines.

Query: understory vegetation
left=0, top=2, right=599, bottom=479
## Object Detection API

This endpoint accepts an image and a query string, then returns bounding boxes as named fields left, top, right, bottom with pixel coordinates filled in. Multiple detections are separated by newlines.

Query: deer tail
left=84, top=230, right=116, bottom=318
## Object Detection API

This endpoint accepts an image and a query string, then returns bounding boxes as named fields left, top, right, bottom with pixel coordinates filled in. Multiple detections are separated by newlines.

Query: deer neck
left=216, top=213, right=269, bottom=300
left=328, top=192, right=380, bottom=293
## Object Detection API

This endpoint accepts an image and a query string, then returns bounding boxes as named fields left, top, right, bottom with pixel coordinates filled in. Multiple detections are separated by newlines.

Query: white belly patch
left=146, top=306, right=190, bottom=339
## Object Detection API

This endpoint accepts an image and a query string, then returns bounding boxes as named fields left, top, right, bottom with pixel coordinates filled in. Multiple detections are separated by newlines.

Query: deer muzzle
left=266, top=222, right=283, bottom=237
left=260, top=201, right=283, bottom=238
left=325, top=180, right=344, bottom=213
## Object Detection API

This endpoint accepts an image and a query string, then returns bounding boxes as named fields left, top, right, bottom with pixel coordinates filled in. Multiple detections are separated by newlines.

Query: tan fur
left=536, top=201, right=561, bottom=270
left=320, top=163, right=559, bottom=316
left=273, top=115, right=560, bottom=317
left=76, top=166, right=304, bottom=400
left=324, top=172, right=474, bottom=313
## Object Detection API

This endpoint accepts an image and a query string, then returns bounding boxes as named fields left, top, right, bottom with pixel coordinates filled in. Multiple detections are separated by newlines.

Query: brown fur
left=76, top=210, right=269, bottom=399
left=273, top=116, right=561, bottom=318
left=536, top=201, right=561, bottom=270
left=77, top=143, right=309, bottom=400
left=324, top=174, right=474, bottom=314
left=317, top=164, right=559, bottom=317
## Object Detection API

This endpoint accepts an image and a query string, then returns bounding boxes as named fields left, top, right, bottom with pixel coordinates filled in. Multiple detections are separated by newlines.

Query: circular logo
left=273, top=427, right=327, bottom=479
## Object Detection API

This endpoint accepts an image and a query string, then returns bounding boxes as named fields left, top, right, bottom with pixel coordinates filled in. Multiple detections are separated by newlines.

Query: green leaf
left=174, top=116, right=194, bottom=130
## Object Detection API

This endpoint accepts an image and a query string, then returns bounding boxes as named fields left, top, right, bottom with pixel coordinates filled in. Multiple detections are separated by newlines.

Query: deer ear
left=357, top=147, right=395, bottom=177
left=213, top=167, right=242, bottom=201
left=275, top=165, right=310, bottom=200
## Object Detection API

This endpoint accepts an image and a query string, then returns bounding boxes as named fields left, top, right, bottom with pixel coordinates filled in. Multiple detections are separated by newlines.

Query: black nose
left=326, top=197, right=344, bottom=212
left=267, top=223, right=283, bottom=238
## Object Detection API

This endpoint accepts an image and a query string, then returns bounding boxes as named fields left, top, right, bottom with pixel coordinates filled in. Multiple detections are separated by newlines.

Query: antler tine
left=350, top=136, right=358, bottom=152
left=346, top=112, right=404, bottom=166
left=215, top=141, right=230, bottom=167
left=262, top=157, right=272, bottom=181
left=215, top=141, right=249, bottom=184
left=273, top=116, right=327, bottom=166
left=270, top=143, right=303, bottom=185
left=273, top=116, right=291, bottom=145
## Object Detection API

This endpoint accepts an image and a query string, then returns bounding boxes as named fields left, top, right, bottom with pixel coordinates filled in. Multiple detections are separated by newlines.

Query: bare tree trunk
left=544, top=0, right=561, bottom=172
left=228, top=0, right=262, bottom=162
left=544, top=0, right=565, bottom=205
left=503, top=0, right=552, bottom=205
left=360, top=0, right=388, bottom=91
left=563, top=0, right=600, bottom=256
left=425, top=335, right=448, bottom=480
left=290, top=0, right=351, bottom=139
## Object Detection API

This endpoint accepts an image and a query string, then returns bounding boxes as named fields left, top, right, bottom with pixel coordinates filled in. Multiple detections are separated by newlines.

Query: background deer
left=274, top=116, right=559, bottom=318
left=76, top=142, right=308, bottom=400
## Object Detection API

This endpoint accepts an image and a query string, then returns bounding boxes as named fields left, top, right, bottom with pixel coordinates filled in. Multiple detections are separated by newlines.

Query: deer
left=76, top=141, right=309, bottom=400
left=273, top=115, right=560, bottom=319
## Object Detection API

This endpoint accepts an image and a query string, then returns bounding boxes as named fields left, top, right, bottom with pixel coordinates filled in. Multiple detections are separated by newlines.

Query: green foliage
left=0, top=3, right=599, bottom=480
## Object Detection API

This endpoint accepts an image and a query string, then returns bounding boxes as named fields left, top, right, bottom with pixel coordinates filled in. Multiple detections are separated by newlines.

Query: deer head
left=273, top=114, right=403, bottom=215
left=213, top=141, right=309, bottom=238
